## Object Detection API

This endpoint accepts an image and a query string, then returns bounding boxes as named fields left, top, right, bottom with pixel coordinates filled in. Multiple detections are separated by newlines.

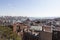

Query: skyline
left=0, top=0, right=60, bottom=17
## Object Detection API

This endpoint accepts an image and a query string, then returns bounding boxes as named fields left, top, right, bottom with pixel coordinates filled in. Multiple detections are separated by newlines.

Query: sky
left=0, top=0, right=60, bottom=17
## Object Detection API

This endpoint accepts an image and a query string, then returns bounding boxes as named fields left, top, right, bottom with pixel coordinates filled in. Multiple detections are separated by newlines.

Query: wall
left=40, top=31, right=52, bottom=40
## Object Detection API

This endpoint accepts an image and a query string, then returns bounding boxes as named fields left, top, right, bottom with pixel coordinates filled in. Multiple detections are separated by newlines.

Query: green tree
left=0, top=26, right=22, bottom=40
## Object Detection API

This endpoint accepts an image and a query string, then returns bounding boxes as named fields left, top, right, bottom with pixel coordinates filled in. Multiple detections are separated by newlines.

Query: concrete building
left=12, top=20, right=30, bottom=37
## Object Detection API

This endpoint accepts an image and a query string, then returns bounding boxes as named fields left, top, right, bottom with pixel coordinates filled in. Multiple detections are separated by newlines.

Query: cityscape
left=0, top=16, right=60, bottom=40
left=0, top=0, right=60, bottom=40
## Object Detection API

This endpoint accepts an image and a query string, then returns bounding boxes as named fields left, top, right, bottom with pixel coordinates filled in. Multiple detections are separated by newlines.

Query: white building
left=30, top=26, right=42, bottom=31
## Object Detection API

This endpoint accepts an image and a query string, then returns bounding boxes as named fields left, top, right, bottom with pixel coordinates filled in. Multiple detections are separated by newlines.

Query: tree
left=0, top=26, right=22, bottom=40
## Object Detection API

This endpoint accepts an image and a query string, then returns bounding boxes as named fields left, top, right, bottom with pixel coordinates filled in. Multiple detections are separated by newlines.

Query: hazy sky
left=0, top=0, right=60, bottom=17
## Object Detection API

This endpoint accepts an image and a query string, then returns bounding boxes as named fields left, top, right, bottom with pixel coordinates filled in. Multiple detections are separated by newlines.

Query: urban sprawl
left=0, top=16, right=60, bottom=40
